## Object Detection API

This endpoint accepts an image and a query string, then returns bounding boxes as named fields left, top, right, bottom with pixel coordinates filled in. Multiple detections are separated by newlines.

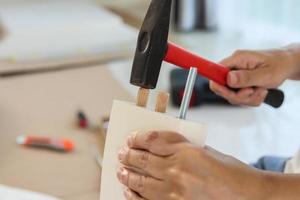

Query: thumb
left=227, top=68, right=269, bottom=88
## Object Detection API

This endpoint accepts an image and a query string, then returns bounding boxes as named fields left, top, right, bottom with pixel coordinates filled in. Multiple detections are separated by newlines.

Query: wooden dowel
left=155, top=92, right=170, bottom=113
left=136, top=87, right=149, bottom=107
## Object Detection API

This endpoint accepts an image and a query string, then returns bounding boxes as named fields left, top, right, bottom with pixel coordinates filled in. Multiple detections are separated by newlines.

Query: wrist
left=250, top=171, right=273, bottom=200
left=256, top=172, right=278, bottom=200
left=244, top=170, right=289, bottom=200
left=237, top=169, right=273, bottom=200
left=282, top=44, right=300, bottom=80
left=250, top=171, right=285, bottom=200
left=258, top=171, right=300, bottom=200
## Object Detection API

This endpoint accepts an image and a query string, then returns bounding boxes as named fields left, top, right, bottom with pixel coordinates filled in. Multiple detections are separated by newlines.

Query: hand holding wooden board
left=100, top=99, right=206, bottom=200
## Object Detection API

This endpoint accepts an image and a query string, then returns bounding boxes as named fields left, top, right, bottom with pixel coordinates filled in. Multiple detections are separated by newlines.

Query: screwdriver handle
left=164, top=42, right=284, bottom=108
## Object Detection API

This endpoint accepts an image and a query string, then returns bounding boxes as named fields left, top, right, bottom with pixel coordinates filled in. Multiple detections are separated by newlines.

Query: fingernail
left=118, top=147, right=127, bottom=161
left=127, top=132, right=137, bottom=147
left=229, top=72, right=238, bottom=86
left=124, top=188, right=131, bottom=198
left=117, top=167, right=123, bottom=181
left=117, top=167, right=128, bottom=183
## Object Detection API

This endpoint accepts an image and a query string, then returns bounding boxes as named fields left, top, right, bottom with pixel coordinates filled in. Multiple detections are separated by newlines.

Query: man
left=117, top=44, right=300, bottom=199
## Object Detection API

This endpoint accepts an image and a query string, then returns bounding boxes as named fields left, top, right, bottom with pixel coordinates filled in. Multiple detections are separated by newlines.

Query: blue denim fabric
left=252, top=156, right=289, bottom=172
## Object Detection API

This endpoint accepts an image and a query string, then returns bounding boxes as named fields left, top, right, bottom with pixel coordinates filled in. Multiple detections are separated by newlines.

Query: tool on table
left=17, top=135, right=74, bottom=152
left=130, top=0, right=284, bottom=108
left=76, top=109, right=108, bottom=133
left=77, top=110, right=89, bottom=129
left=171, top=69, right=230, bottom=107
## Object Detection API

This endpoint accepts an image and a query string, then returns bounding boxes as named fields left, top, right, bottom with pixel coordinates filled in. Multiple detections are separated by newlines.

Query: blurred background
left=0, top=0, right=300, bottom=199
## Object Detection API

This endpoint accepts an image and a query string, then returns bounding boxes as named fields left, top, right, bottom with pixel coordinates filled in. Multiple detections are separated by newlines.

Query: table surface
left=0, top=2, right=145, bottom=199
left=0, top=65, right=132, bottom=199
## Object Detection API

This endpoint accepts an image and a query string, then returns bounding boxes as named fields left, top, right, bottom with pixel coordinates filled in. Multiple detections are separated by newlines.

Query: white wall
left=218, top=0, right=300, bottom=31
left=216, top=0, right=300, bottom=45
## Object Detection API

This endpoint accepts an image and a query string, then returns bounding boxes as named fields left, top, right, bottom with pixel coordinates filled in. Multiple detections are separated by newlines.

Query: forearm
left=262, top=172, right=300, bottom=200
left=282, top=43, right=300, bottom=80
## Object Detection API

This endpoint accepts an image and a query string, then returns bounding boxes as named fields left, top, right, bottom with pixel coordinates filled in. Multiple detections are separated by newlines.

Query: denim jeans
left=252, top=156, right=289, bottom=172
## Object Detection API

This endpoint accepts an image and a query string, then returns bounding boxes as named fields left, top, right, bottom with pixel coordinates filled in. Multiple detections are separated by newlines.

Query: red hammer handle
left=164, top=42, right=229, bottom=85
left=164, top=43, right=284, bottom=108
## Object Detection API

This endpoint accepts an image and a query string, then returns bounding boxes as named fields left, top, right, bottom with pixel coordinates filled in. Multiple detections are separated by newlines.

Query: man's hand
left=210, top=48, right=299, bottom=106
left=117, top=131, right=266, bottom=200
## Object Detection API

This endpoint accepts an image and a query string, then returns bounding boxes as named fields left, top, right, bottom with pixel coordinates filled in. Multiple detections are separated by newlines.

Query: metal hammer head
left=130, top=0, right=172, bottom=89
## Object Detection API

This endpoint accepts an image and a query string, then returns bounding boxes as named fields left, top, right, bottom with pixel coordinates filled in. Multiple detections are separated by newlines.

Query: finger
left=246, top=88, right=268, bottom=107
left=227, top=67, right=271, bottom=88
left=227, top=88, right=266, bottom=106
left=220, top=50, right=264, bottom=70
left=235, top=88, right=255, bottom=99
left=210, top=81, right=241, bottom=103
left=118, top=148, right=167, bottom=179
left=117, top=167, right=163, bottom=200
left=210, top=81, right=236, bottom=98
left=228, top=88, right=260, bottom=105
left=127, top=131, right=188, bottom=156
left=123, top=188, right=147, bottom=200
left=209, top=81, right=225, bottom=96
left=210, top=81, right=256, bottom=105
left=210, top=79, right=254, bottom=98
left=219, top=56, right=239, bottom=69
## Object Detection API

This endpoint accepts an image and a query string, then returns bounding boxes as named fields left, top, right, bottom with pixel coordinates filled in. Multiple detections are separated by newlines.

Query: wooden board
left=100, top=100, right=206, bottom=200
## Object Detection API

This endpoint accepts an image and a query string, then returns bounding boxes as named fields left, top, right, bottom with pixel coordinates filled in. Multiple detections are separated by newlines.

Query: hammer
left=130, top=0, right=284, bottom=108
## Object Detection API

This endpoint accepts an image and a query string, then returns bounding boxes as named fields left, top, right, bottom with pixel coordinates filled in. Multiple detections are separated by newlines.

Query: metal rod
left=179, top=67, right=198, bottom=119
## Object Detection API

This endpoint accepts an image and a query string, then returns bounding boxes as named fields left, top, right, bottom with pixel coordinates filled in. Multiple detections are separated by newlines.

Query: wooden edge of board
left=98, top=114, right=110, bottom=157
